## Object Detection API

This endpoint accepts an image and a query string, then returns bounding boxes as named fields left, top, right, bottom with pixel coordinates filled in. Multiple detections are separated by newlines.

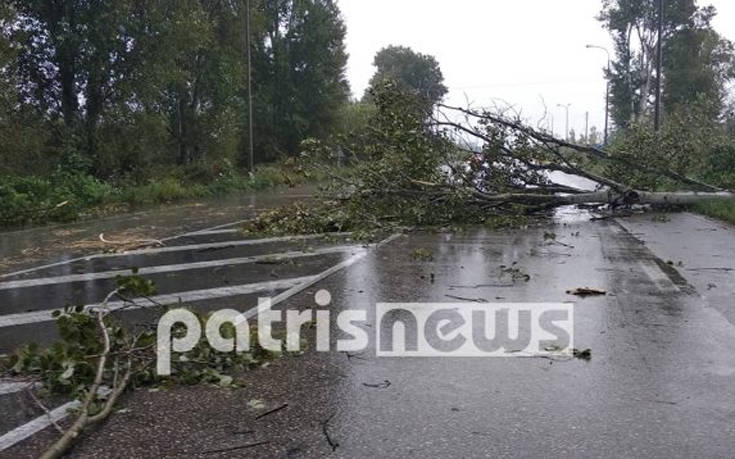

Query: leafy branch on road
left=0, top=275, right=282, bottom=458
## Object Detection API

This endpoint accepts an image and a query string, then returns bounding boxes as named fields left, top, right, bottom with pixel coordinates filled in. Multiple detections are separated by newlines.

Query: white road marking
left=0, top=233, right=400, bottom=450
left=0, top=245, right=361, bottom=290
left=0, top=387, right=110, bottom=452
left=240, top=232, right=403, bottom=321
left=639, top=261, right=680, bottom=293
left=179, top=229, right=241, bottom=236
left=0, top=276, right=319, bottom=329
left=0, top=382, right=40, bottom=395
left=1, top=233, right=351, bottom=280
left=176, top=219, right=252, bottom=236
left=0, top=401, right=79, bottom=451
left=0, top=220, right=250, bottom=279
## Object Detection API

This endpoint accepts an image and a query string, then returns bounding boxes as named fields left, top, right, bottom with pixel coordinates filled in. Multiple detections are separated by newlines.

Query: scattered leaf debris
left=411, top=248, right=434, bottom=262
left=247, top=399, right=266, bottom=410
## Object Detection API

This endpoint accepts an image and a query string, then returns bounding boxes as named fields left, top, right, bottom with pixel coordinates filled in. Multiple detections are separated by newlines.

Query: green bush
left=0, top=156, right=322, bottom=229
left=692, top=199, right=735, bottom=225
left=120, top=178, right=208, bottom=206
left=703, top=143, right=735, bottom=189
left=605, top=97, right=735, bottom=191
left=0, top=175, right=95, bottom=226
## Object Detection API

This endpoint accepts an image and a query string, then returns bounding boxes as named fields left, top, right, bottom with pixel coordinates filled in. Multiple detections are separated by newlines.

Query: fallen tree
left=246, top=82, right=732, bottom=236
left=431, top=103, right=732, bottom=207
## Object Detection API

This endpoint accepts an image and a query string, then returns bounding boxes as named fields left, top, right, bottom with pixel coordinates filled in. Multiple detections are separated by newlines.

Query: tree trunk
left=473, top=190, right=735, bottom=207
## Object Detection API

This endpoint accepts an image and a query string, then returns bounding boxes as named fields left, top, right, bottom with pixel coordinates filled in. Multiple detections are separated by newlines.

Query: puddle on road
left=553, top=205, right=594, bottom=224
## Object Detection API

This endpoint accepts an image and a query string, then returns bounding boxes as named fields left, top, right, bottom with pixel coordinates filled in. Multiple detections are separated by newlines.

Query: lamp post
left=557, top=103, right=571, bottom=141
left=585, top=44, right=610, bottom=145
left=654, top=0, right=664, bottom=132
left=245, top=0, right=254, bottom=171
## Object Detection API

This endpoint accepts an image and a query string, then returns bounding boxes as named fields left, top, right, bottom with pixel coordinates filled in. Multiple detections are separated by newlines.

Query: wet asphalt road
left=1, top=208, right=735, bottom=458
left=0, top=185, right=317, bottom=275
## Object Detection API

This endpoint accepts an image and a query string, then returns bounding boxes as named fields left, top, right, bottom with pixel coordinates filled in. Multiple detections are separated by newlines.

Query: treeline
left=598, top=0, right=735, bottom=191
left=600, top=0, right=735, bottom=130
left=0, top=0, right=349, bottom=180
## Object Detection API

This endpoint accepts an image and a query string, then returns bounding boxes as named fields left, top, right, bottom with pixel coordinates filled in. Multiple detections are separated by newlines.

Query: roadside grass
left=691, top=199, right=735, bottom=226
left=0, top=161, right=330, bottom=229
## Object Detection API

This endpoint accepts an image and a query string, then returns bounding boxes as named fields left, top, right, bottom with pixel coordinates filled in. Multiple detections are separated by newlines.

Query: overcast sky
left=337, top=0, right=735, bottom=138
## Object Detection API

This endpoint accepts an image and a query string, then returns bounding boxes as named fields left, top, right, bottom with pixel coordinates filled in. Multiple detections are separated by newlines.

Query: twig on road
left=445, top=294, right=489, bottom=303
left=254, top=403, right=289, bottom=420
left=320, top=413, right=339, bottom=452
left=25, top=387, right=64, bottom=434
left=363, top=380, right=391, bottom=389
left=202, top=441, right=270, bottom=455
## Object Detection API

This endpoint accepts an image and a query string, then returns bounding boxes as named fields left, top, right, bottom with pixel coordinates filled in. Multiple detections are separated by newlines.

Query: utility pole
left=245, top=0, right=255, bottom=171
left=585, top=44, right=610, bottom=145
left=550, top=113, right=555, bottom=137
left=557, top=103, right=571, bottom=141
left=585, top=111, right=589, bottom=144
left=654, top=0, right=664, bottom=132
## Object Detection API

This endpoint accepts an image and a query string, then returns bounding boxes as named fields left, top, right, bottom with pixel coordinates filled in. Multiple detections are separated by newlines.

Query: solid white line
left=0, top=400, right=80, bottom=451
left=1, top=220, right=251, bottom=280
left=175, top=220, right=253, bottom=238
left=0, top=245, right=361, bottom=290
left=53, top=235, right=339, bottom=259
left=179, top=229, right=241, bottom=236
left=0, top=382, right=40, bottom=395
left=0, top=276, right=318, bottom=329
left=240, top=233, right=403, bottom=321
left=0, top=233, right=351, bottom=280
left=0, top=387, right=110, bottom=452
left=175, top=219, right=251, bottom=236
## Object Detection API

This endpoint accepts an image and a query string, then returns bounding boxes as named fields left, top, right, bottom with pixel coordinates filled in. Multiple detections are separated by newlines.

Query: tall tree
left=0, top=3, right=50, bottom=174
left=662, top=5, right=735, bottom=117
left=599, top=0, right=735, bottom=129
left=253, top=0, right=349, bottom=158
left=3, top=0, right=157, bottom=171
left=365, top=45, right=448, bottom=116
left=151, top=0, right=250, bottom=165
left=0, top=0, right=350, bottom=177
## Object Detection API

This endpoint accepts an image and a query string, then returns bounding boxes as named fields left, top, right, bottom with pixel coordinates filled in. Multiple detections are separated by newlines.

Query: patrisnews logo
left=156, top=297, right=575, bottom=375
left=376, top=303, right=574, bottom=357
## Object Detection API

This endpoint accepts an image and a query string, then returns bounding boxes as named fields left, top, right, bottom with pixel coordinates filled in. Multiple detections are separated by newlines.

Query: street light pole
left=586, top=44, right=610, bottom=145
left=654, top=0, right=664, bottom=132
left=550, top=113, right=554, bottom=137
left=557, top=103, right=571, bottom=141
left=245, top=0, right=254, bottom=171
